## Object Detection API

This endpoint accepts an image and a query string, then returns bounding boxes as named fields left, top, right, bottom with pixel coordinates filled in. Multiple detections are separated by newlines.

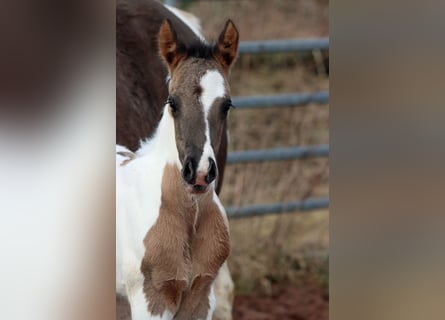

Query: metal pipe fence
left=239, top=38, right=329, bottom=54
left=226, top=38, right=330, bottom=218
left=226, top=198, right=329, bottom=219
left=227, top=145, right=329, bottom=164
left=232, top=92, right=329, bottom=109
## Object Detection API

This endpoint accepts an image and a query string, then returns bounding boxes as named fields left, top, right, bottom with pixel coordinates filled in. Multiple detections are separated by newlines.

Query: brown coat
left=142, top=164, right=230, bottom=319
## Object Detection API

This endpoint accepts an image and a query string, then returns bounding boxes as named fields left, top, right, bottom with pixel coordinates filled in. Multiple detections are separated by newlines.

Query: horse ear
left=215, top=20, right=239, bottom=73
left=159, top=19, right=185, bottom=73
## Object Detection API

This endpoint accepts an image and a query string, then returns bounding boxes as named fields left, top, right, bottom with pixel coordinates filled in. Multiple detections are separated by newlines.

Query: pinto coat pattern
left=117, top=146, right=230, bottom=319
left=116, top=1, right=239, bottom=319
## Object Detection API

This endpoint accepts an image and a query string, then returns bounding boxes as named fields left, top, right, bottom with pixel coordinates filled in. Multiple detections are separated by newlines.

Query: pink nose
left=190, top=174, right=210, bottom=194
left=194, top=174, right=208, bottom=187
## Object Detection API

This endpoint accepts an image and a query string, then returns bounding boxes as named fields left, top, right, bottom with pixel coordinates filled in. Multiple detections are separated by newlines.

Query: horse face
left=159, top=19, right=238, bottom=194
left=166, top=61, right=233, bottom=194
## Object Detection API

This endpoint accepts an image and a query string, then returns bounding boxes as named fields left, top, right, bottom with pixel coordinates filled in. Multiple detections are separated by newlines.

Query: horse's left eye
left=222, top=99, right=234, bottom=116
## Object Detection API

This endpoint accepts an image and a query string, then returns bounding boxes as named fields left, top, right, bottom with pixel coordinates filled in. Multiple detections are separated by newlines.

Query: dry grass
left=182, top=0, right=329, bottom=294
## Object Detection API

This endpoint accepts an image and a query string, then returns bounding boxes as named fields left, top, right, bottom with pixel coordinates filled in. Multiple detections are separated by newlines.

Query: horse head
left=158, top=19, right=239, bottom=194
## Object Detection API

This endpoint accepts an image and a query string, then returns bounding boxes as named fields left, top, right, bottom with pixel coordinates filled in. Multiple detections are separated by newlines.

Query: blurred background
left=164, top=1, right=329, bottom=319
left=3, top=1, right=445, bottom=319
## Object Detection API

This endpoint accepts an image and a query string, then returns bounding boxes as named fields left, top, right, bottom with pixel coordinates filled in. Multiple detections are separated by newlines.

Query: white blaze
left=198, top=70, right=225, bottom=179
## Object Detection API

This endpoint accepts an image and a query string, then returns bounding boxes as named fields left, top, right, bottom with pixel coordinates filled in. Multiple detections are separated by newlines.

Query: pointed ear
left=214, top=20, right=239, bottom=73
left=159, top=19, right=185, bottom=73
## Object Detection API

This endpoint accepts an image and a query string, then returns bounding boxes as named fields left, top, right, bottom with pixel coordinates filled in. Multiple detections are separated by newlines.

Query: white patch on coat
left=116, top=144, right=131, bottom=165
left=116, top=104, right=180, bottom=319
left=213, top=191, right=230, bottom=228
left=212, top=262, right=234, bottom=320
left=197, top=70, right=226, bottom=178
left=130, top=286, right=173, bottom=320
left=206, top=285, right=217, bottom=320
left=137, top=105, right=179, bottom=165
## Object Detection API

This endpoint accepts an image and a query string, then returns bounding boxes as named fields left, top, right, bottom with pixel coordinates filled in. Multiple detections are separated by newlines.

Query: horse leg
left=212, top=262, right=234, bottom=320
left=116, top=294, right=132, bottom=320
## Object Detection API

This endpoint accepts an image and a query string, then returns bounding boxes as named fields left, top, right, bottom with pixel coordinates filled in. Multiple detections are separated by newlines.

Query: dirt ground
left=233, top=281, right=328, bottom=320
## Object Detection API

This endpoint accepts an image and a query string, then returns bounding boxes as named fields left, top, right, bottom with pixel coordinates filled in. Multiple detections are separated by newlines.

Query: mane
left=178, top=41, right=218, bottom=60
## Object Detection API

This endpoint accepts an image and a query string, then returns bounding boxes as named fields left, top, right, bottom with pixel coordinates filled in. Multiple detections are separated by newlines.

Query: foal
left=116, top=19, right=239, bottom=320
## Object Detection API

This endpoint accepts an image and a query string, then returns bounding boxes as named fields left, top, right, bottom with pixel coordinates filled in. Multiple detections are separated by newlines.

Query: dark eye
left=166, top=96, right=178, bottom=113
left=222, top=99, right=234, bottom=116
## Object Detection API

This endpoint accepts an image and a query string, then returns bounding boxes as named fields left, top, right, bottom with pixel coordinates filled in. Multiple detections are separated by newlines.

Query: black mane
left=181, top=41, right=217, bottom=60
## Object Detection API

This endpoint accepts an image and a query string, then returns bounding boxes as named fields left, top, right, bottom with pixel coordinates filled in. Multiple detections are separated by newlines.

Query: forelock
left=185, top=41, right=217, bottom=60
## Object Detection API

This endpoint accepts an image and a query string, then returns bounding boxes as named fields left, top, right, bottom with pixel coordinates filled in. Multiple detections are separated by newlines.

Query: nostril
left=205, top=158, right=217, bottom=184
left=182, top=158, right=195, bottom=184
left=193, top=184, right=207, bottom=193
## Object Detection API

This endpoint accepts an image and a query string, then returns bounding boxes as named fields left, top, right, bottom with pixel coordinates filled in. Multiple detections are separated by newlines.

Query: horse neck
left=138, top=105, right=180, bottom=168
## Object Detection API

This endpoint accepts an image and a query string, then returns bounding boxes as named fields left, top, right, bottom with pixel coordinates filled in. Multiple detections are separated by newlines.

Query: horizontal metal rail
left=227, top=145, right=329, bottom=164
left=226, top=197, right=329, bottom=218
left=229, top=38, right=329, bottom=216
left=232, top=91, right=328, bottom=109
left=239, top=38, right=329, bottom=54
